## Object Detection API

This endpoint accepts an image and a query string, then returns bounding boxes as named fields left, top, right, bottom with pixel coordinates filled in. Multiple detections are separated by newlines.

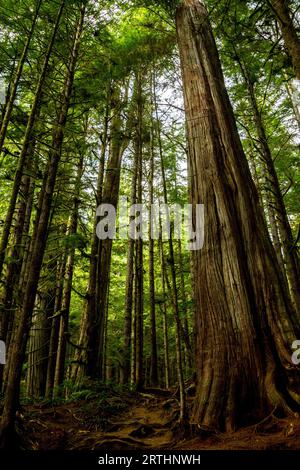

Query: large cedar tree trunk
left=176, top=0, right=300, bottom=431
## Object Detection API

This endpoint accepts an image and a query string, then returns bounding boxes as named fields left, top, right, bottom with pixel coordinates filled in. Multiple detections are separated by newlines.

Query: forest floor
left=17, top=388, right=300, bottom=451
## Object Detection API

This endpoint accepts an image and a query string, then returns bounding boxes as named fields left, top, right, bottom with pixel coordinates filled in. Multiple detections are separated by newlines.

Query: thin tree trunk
left=149, top=80, right=158, bottom=386
left=102, top=279, right=110, bottom=383
left=134, top=73, right=144, bottom=390
left=268, top=0, right=300, bottom=80
left=0, top=5, right=85, bottom=446
left=122, top=240, right=136, bottom=384
left=159, top=238, right=170, bottom=389
left=0, top=0, right=65, bottom=278
left=160, top=233, right=187, bottom=417
left=235, top=85, right=290, bottom=294
left=0, top=0, right=42, bottom=155
left=122, top=129, right=138, bottom=385
left=76, top=82, right=133, bottom=380
left=154, top=73, right=187, bottom=421
left=17, top=165, right=39, bottom=298
left=0, top=147, right=38, bottom=391
left=131, top=274, right=137, bottom=386
left=238, top=56, right=300, bottom=314
left=54, top=151, right=84, bottom=391
left=285, top=79, right=300, bottom=130
left=83, top=87, right=124, bottom=379
left=72, top=96, right=110, bottom=381
left=26, top=291, right=54, bottom=398
left=45, top=254, right=67, bottom=398
left=0, top=60, right=17, bottom=169
left=135, top=233, right=144, bottom=390
left=268, top=201, right=287, bottom=278
left=178, top=238, right=192, bottom=370
left=95, top=85, right=134, bottom=379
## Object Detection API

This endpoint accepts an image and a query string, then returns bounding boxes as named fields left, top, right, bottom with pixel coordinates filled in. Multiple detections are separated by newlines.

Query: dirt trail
left=23, top=391, right=177, bottom=450
left=22, top=390, right=300, bottom=450
left=70, top=392, right=175, bottom=450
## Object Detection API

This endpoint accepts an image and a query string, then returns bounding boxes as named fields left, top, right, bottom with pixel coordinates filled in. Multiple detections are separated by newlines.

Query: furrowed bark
left=176, top=0, right=300, bottom=431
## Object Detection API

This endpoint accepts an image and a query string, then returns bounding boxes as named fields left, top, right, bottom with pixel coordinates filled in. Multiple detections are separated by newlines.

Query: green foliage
left=144, top=0, right=180, bottom=16
left=0, top=0, right=299, bottom=407
left=63, top=233, right=88, bottom=250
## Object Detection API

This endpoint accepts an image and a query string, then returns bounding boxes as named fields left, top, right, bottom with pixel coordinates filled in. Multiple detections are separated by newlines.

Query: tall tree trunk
left=54, top=151, right=84, bottom=391
left=122, top=125, right=138, bottom=385
left=72, top=97, right=110, bottom=381
left=77, top=86, right=126, bottom=379
left=241, top=120, right=288, bottom=281
left=26, top=290, right=54, bottom=398
left=154, top=74, right=187, bottom=421
left=160, top=232, right=187, bottom=416
left=176, top=0, right=300, bottom=431
left=267, top=201, right=287, bottom=279
left=76, top=82, right=134, bottom=380
left=102, top=279, right=110, bottom=383
left=0, top=5, right=85, bottom=446
left=135, top=233, right=144, bottom=389
left=238, top=57, right=300, bottom=315
left=95, top=85, right=135, bottom=379
left=0, top=146, right=38, bottom=391
left=122, top=239, right=136, bottom=385
left=131, top=272, right=138, bottom=386
left=0, top=0, right=65, bottom=278
left=285, top=79, right=300, bottom=130
left=178, top=238, right=193, bottom=370
left=268, top=0, right=300, bottom=80
left=159, top=237, right=170, bottom=389
left=0, top=0, right=42, bottom=154
left=134, top=73, right=144, bottom=390
left=0, top=60, right=17, bottom=169
left=45, top=254, right=67, bottom=398
left=148, top=83, right=158, bottom=386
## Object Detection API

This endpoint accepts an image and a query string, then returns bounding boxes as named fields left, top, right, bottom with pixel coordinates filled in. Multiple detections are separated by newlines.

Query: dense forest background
left=0, top=0, right=299, bottom=451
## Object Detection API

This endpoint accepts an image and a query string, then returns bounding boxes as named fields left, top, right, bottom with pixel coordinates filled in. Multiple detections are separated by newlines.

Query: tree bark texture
left=176, top=0, right=300, bottom=431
